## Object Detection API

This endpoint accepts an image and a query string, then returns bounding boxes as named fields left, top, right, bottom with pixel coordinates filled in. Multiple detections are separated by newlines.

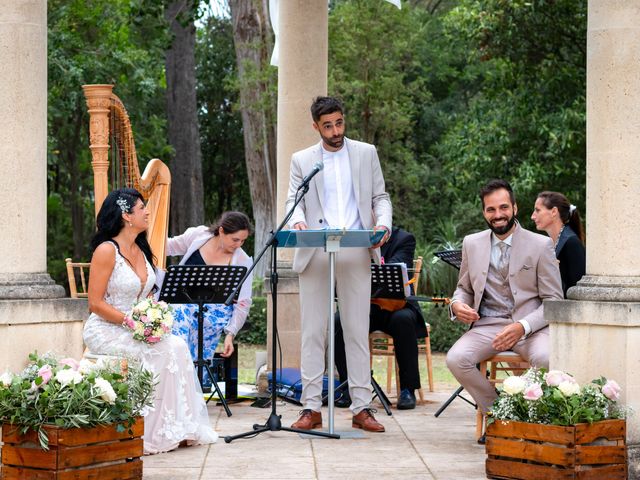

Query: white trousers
left=299, top=247, right=372, bottom=414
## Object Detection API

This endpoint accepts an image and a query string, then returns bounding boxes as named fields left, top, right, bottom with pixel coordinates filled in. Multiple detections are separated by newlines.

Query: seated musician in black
left=334, top=227, right=426, bottom=410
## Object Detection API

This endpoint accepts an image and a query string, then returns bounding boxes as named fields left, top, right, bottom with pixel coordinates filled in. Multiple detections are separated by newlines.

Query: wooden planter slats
left=485, top=419, right=626, bottom=480
left=1, top=420, right=143, bottom=480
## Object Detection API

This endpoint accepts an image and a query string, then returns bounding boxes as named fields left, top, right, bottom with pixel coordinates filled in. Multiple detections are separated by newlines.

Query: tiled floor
left=143, top=390, right=488, bottom=479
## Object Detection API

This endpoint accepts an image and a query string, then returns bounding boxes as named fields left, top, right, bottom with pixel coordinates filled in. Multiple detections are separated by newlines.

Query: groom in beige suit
left=447, top=179, right=563, bottom=418
left=286, top=97, right=392, bottom=432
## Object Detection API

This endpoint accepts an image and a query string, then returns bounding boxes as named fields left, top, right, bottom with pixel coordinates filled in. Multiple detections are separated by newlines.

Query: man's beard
left=485, top=214, right=517, bottom=235
left=321, top=132, right=344, bottom=149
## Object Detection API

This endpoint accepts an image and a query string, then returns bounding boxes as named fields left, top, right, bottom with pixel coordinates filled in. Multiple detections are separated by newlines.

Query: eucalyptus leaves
left=0, top=353, right=155, bottom=449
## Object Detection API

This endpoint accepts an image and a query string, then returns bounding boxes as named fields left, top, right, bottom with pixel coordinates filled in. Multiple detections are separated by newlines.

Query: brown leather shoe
left=291, top=409, right=322, bottom=430
left=352, top=408, right=385, bottom=432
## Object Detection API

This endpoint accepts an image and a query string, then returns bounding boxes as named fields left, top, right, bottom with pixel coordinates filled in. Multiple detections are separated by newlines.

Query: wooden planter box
left=1, top=419, right=143, bottom=480
left=485, top=419, right=626, bottom=479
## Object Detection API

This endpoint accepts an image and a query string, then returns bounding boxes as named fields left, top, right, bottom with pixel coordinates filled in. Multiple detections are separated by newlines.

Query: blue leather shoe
left=396, top=388, right=416, bottom=410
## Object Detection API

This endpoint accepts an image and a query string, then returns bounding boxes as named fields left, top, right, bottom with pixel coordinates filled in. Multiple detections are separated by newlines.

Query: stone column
left=268, top=0, right=328, bottom=369
left=547, top=1, right=640, bottom=476
left=0, top=1, right=85, bottom=372
left=0, top=0, right=63, bottom=299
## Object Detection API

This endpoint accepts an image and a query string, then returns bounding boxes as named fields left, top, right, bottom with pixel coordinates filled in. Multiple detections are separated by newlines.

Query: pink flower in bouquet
left=123, top=316, right=136, bottom=330
left=144, top=328, right=152, bottom=336
left=544, top=370, right=575, bottom=387
left=59, top=358, right=79, bottom=370
left=523, top=383, right=543, bottom=401
left=602, top=379, right=621, bottom=401
left=140, top=315, right=148, bottom=324
left=37, top=364, right=53, bottom=385
left=146, top=336, right=161, bottom=344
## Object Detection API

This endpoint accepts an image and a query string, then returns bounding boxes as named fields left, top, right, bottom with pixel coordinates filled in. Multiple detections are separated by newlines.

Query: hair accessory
left=116, top=197, right=130, bottom=214
left=569, top=204, right=576, bottom=215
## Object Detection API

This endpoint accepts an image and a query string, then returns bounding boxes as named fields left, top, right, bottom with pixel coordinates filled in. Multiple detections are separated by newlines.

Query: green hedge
left=235, top=296, right=267, bottom=345
left=420, top=302, right=467, bottom=353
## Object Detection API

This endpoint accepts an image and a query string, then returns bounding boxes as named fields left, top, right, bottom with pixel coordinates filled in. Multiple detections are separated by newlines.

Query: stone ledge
left=0, top=297, right=87, bottom=325
left=546, top=298, right=640, bottom=327
left=568, top=275, right=640, bottom=302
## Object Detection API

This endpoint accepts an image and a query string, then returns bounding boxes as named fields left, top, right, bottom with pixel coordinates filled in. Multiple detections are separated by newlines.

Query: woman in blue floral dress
left=167, top=212, right=253, bottom=386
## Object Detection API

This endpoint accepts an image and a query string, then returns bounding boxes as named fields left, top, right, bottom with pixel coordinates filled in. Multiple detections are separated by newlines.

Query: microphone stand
left=224, top=176, right=339, bottom=442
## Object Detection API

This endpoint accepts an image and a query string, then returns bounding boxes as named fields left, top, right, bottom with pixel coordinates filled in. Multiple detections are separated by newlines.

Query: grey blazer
left=453, top=223, right=563, bottom=333
left=285, top=137, right=392, bottom=273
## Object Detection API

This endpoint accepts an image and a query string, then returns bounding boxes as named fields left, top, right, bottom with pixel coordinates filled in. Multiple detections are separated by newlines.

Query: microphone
left=298, top=161, right=324, bottom=189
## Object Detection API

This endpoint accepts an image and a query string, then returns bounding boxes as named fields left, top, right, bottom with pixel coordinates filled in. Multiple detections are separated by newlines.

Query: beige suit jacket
left=453, top=223, right=562, bottom=333
left=285, top=138, right=392, bottom=273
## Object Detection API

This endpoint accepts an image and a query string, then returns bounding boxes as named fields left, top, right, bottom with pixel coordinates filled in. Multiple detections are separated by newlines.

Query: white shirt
left=322, top=145, right=362, bottom=230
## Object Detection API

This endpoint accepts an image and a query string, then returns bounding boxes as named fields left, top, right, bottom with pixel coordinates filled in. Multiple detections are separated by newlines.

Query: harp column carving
left=82, top=84, right=113, bottom=218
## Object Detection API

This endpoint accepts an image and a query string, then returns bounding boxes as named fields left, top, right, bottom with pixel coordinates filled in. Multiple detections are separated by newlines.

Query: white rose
left=94, top=377, right=118, bottom=404
left=55, top=369, right=83, bottom=386
left=558, top=380, right=581, bottom=397
left=503, top=375, right=526, bottom=395
left=78, top=359, right=97, bottom=375
left=0, top=371, right=12, bottom=387
left=147, top=308, right=161, bottom=321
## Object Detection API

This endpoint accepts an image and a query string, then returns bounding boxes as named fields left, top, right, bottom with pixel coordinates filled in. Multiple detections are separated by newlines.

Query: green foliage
left=196, top=15, right=251, bottom=224
left=436, top=0, right=586, bottom=232
left=47, top=0, right=171, bottom=284
left=0, top=353, right=155, bottom=450
left=422, top=304, right=467, bottom=352
left=235, top=296, right=267, bottom=345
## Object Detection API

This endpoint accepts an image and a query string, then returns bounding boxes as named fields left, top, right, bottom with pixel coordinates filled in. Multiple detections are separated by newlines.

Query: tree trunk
left=165, top=0, right=204, bottom=235
left=229, top=0, right=277, bottom=280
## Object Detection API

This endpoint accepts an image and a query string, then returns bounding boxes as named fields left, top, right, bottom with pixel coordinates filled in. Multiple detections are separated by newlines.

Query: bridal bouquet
left=0, top=353, right=154, bottom=449
left=488, top=368, right=628, bottom=426
left=123, top=298, right=174, bottom=344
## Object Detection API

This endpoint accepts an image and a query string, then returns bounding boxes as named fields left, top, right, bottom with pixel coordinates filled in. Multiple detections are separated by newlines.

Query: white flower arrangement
left=0, top=353, right=155, bottom=450
left=489, top=368, right=628, bottom=426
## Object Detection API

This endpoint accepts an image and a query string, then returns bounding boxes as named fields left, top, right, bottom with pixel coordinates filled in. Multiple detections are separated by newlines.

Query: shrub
left=235, top=296, right=267, bottom=345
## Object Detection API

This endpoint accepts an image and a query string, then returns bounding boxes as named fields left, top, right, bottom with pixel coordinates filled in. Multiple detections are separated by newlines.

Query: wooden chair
left=475, top=351, right=530, bottom=440
left=369, top=256, right=434, bottom=403
left=65, top=258, right=90, bottom=298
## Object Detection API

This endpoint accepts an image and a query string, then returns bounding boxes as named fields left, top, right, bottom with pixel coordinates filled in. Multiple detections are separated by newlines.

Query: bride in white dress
left=83, top=187, right=217, bottom=454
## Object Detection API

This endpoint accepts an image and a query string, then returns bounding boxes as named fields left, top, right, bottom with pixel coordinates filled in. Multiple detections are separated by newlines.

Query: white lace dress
left=83, top=242, right=218, bottom=454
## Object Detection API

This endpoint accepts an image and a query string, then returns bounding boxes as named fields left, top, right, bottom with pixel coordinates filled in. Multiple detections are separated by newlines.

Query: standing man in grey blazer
left=447, top=179, right=563, bottom=418
left=286, top=96, right=392, bottom=432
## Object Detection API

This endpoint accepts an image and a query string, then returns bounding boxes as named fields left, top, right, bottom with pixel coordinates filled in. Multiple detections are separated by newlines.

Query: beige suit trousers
left=299, top=247, right=372, bottom=414
left=446, top=318, right=549, bottom=414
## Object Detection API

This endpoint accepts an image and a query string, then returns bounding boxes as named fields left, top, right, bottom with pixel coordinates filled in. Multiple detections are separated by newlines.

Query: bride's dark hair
left=90, top=187, right=156, bottom=267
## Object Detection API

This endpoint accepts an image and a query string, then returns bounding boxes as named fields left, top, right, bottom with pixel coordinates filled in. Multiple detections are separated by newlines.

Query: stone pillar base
left=0, top=298, right=87, bottom=371
left=265, top=262, right=300, bottom=370
left=547, top=298, right=640, bottom=454
left=629, top=445, right=640, bottom=480
left=0, top=272, right=65, bottom=299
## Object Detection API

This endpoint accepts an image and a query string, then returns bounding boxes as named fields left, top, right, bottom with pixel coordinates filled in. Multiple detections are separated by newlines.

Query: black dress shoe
left=396, top=389, right=416, bottom=410
left=477, top=434, right=486, bottom=445
left=334, top=392, right=352, bottom=408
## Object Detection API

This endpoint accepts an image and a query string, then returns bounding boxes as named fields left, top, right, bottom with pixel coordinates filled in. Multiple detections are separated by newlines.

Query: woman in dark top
left=531, top=191, right=586, bottom=297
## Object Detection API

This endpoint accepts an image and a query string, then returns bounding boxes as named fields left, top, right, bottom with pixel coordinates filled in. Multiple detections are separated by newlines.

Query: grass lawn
left=234, top=343, right=459, bottom=393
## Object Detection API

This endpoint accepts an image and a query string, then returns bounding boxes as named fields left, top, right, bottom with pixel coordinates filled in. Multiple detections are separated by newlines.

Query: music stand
left=223, top=178, right=343, bottom=443
left=430, top=249, right=477, bottom=417
left=160, top=264, right=247, bottom=417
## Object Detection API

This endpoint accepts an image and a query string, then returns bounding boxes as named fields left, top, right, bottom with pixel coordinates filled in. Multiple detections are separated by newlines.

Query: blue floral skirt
left=171, top=303, right=233, bottom=385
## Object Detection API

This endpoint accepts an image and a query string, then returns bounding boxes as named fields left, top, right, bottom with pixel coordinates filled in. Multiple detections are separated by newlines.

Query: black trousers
left=335, top=305, right=422, bottom=391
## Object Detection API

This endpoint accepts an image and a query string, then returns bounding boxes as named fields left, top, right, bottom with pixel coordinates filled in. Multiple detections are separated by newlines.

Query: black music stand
left=160, top=264, right=247, bottom=417
left=431, top=249, right=477, bottom=417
